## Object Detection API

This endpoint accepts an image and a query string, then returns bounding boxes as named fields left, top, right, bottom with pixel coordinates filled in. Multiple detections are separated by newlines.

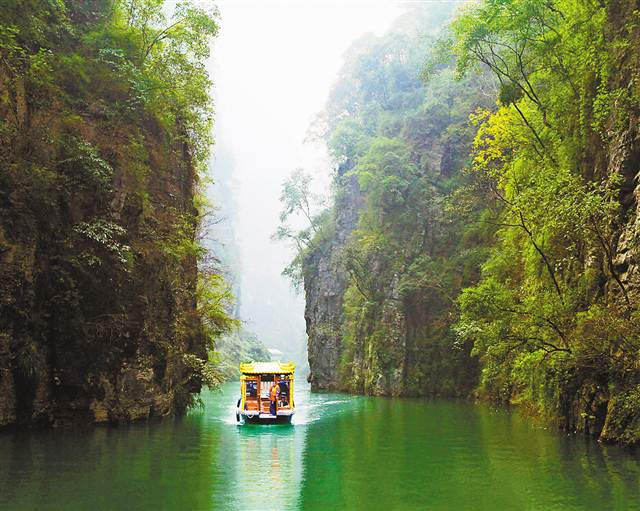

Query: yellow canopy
left=239, top=361, right=295, bottom=375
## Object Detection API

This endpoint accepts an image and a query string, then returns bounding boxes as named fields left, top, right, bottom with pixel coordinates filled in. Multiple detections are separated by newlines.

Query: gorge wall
left=0, top=0, right=223, bottom=427
left=302, top=0, right=640, bottom=444
left=304, top=172, right=361, bottom=391
left=303, top=6, right=487, bottom=397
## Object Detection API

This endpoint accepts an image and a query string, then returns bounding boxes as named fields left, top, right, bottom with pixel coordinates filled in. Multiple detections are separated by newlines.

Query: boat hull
left=238, top=411, right=294, bottom=425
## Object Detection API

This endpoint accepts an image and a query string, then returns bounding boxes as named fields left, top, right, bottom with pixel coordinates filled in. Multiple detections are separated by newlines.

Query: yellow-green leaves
left=197, top=272, right=238, bottom=351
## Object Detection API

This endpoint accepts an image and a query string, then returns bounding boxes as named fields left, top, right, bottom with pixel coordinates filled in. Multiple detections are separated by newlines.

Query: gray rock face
left=348, top=273, right=407, bottom=397
left=304, top=174, right=361, bottom=391
left=606, top=1, right=640, bottom=304
left=610, top=126, right=640, bottom=302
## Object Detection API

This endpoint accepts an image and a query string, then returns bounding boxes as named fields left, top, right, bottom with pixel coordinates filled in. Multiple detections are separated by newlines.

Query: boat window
left=245, top=380, right=257, bottom=397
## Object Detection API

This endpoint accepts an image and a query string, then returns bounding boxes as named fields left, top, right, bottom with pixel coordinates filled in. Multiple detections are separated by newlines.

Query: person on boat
left=269, top=381, right=280, bottom=416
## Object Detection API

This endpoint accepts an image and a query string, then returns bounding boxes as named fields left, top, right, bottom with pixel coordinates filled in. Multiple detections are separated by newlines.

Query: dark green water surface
left=1, top=382, right=639, bottom=510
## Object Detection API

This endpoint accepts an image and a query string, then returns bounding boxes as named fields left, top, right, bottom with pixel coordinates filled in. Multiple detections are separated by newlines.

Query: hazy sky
left=208, top=0, right=403, bottom=353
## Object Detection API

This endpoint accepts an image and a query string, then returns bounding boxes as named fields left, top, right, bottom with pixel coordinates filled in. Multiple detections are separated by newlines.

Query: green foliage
left=603, top=385, right=640, bottom=444
left=274, top=168, right=327, bottom=291
left=182, top=352, right=223, bottom=391
left=197, top=271, right=238, bottom=348
left=73, top=220, right=132, bottom=269
left=214, top=328, right=271, bottom=380
left=448, top=0, right=640, bottom=442
left=0, top=0, right=231, bottom=422
left=300, top=6, right=490, bottom=397
left=301, top=1, right=640, bottom=444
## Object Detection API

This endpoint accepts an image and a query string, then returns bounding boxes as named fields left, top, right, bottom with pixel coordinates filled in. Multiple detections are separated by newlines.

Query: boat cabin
left=237, top=362, right=295, bottom=424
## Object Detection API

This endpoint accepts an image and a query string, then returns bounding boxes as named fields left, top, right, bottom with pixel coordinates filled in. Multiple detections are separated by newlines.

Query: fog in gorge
left=205, top=0, right=402, bottom=367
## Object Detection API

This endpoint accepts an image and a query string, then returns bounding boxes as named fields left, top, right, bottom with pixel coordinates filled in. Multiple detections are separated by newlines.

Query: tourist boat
left=236, top=362, right=295, bottom=424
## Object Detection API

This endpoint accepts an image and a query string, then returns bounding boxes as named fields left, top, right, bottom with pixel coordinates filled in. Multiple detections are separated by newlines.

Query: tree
left=273, top=168, right=326, bottom=290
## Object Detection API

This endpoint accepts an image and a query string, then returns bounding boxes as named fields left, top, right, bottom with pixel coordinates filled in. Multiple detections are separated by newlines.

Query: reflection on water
left=0, top=383, right=639, bottom=510
left=298, top=398, right=640, bottom=511
left=234, top=425, right=300, bottom=509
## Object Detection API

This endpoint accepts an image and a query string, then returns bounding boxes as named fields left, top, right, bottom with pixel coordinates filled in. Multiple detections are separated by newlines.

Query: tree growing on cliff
left=448, top=0, right=640, bottom=442
left=273, top=168, right=327, bottom=290
left=296, top=5, right=490, bottom=397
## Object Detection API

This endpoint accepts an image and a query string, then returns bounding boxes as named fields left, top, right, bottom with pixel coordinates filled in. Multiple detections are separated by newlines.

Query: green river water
left=0, top=382, right=639, bottom=510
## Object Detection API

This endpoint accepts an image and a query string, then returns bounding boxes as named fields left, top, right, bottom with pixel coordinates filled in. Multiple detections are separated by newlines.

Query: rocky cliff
left=591, top=0, right=640, bottom=443
left=304, top=172, right=361, bottom=391
left=302, top=7, right=486, bottom=397
left=301, top=0, right=640, bottom=444
left=0, top=0, right=221, bottom=427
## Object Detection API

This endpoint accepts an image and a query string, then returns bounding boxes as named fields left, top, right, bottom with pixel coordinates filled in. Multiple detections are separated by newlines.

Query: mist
left=206, top=0, right=402, bottom=361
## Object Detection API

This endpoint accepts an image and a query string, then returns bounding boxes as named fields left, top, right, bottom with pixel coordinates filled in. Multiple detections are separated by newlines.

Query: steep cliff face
left=0, top=0, right=220, bottom=427
left=595, top=0, right=640, bottom=443
left=608, top=0, right=640, bottom=307
left=304, top=173, right=361, bottom=391
left=303, top=0, right=640, bottom=444
left=303, top=7, right=486, bottom=397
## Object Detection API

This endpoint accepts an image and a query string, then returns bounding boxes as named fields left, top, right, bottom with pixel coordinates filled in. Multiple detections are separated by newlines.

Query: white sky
left=208, top=0, right=403, bottom=353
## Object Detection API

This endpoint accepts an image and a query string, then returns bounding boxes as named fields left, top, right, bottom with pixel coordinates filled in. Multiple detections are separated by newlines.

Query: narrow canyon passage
left=2, top=0, right=640, bottom=509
